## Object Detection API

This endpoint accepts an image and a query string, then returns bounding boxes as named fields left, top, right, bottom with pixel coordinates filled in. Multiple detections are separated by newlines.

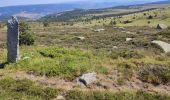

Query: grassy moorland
left=71, top=5, right=170, bottom=27
left=0, top=4, right=170, bottom=100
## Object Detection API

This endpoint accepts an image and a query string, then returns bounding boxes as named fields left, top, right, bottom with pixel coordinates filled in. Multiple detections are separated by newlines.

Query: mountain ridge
left=0, top=0, right=170, bottom=21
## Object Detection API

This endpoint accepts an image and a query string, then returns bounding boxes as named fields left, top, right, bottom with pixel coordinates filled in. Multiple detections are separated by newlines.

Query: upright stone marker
left=7, top=16, right=19, bottom=63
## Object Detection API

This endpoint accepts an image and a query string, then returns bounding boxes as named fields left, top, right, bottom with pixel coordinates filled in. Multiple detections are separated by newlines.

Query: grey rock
left=157, top=24, right=168, bottom=30
left=77, top=36, right=85, bottom=40
left=118, top=27, right=125, bottom=30
left=113, top=27, right=118, bottom=29
left=77, top=72, right=97, bottom=86
left=152, top=40, right=170, bottom=53
left=126, top=31, right=131, bottom=34
left=7, top=16, right=19, bottom=63
left=126, top=38, right=133, bottom=42
left=94, top=28, right=105, bottom=32
left=56, top=95, right=65, bottom=100
left=113, top=46, right=118, bottom=49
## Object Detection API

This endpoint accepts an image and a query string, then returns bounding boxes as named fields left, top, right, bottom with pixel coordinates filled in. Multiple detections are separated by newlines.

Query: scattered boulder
left=157, top=24, right=168, bottom=30
left=136, top=30, right=143, bottom=34
left=113, top=46, right=118, bottom=49
left=76, top=36, right=85, bottom=40
left=152, top=40, right=170, bottom=53
left=56, top=95, right=65, bottom=100
left=121, top=31, right=126, bottom=33
left=126, top=31, right=131, bottom=34
left=94, top=28, right=105, bottom=32
left=119, top=27, right=125, bottom=30
left=126, top=38, right=133, bottom=42
left=77, top=72, right=97, bottom=86
left=113, top=27, right=118, bottom=29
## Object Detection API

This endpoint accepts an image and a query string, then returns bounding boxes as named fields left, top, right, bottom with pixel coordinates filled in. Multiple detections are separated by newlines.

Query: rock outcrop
left=157, top=24, right=168, bottom=30
left=77, top=72, right=97, bottom=86
left=152, top=40, right=170, bottom=53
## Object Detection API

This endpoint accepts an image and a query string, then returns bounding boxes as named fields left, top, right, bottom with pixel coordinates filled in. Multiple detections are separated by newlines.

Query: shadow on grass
left=0, top=62, right=8, bottom=69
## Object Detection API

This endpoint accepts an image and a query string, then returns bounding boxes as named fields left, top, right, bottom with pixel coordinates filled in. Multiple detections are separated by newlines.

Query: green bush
left=138, top=64, right=170, bottom=85
left=19, top=31, right=36, bottom=45
left=19, top=22, right=36, bottom=45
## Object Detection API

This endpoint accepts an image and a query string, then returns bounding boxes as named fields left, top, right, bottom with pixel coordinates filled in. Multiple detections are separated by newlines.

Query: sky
left=0, top=0, right=165, bottom=7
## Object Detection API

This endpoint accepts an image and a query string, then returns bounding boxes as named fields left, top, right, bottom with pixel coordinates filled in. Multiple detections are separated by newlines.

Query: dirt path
left=6, top=71, right=170, bottom=95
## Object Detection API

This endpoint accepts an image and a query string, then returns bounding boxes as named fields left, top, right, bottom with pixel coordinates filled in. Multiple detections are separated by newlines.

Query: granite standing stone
left=7, top=16, right=19, bottom=63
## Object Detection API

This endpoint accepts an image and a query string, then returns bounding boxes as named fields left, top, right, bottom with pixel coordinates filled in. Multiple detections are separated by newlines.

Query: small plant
left=148, top=15, right=153, bottom=19
left=147, top=21, right=151, bottom=24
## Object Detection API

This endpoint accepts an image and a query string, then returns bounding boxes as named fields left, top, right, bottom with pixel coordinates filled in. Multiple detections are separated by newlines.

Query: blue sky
left=0, top=0, right=164, bottom=7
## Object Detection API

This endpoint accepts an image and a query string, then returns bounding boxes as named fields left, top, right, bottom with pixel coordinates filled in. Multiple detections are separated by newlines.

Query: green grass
left=77, top=6, right=170, bottom=27
left=4, top=47, right=107, bottom=80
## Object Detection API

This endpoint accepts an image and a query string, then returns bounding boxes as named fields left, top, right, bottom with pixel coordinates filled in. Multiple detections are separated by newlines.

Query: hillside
left=0, top=1, right=170, bottom=100
left=0, top=0, right=170, bottom=21
left=40, top=3, right=170, bottom=22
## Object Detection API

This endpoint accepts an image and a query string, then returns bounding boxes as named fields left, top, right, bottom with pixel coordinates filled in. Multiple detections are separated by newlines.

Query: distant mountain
left=0, top=0, right=169, bottom=21
left=149, top=0, right=170, bottom=4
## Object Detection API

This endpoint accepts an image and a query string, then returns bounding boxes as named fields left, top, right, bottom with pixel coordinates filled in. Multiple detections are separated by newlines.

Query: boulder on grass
left=77, top=72, right=97, bottom=86
left=152, top=40, right=170, bottom=53
left=76, top=36, right=85, bottom=40
left=157, top=24, right=168, bottom=30
left=94, top=28, right=105, bottom=32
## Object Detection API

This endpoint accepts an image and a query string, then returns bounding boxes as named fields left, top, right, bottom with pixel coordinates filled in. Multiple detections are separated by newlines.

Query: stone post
left=7, top=16, right=19, bottom=63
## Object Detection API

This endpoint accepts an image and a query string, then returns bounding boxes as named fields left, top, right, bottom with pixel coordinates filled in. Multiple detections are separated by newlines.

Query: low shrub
left=110, top=49, right=144, bottom=59
left=147, top=15, right=153, bottom=19
left=19, top=31, right=36, bottom=45
left=8, top=47, right=102, bottom=80
left=116, top=62, right=137, bottom=81
left=0, top=78, right=58, bottom=100
left=138, top=64, right=170, bottom=85
left=123, top=20, right=133, bottom=24
left=38, top=47, right=96, bottom=79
